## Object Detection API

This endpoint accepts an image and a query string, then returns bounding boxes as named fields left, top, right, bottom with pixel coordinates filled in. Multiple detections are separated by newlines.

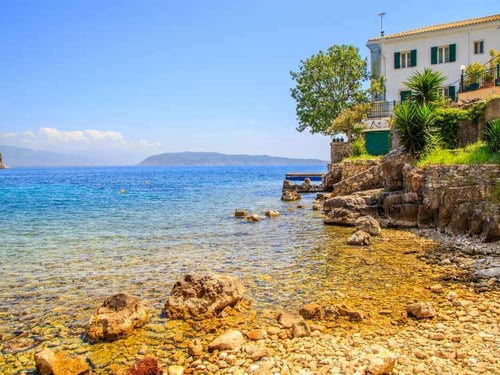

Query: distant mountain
left=139, top=151, right=327, bottom=166
left=0, top=145, right=90, bottom=167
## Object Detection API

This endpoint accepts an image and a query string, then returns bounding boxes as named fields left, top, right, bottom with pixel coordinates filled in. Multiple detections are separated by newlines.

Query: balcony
left=367, top=101, right=395, bottom=119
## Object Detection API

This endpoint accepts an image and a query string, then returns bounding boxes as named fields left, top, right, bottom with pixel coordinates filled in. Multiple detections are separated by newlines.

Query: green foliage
left=404, top=68, right=447, bottom=104
left=329, top=102, right=370, bottom=141
left=484, top=119, right=500, bottom=153
left=468, top=100, right=487, bottom=123
left=370, top=75, right=386, bottom=99
left=351, top=137, right=367, bottom=157
left=418, top=142, right=500, bottom=166
left=434, top=107, right=468, bottom=149
left=344, top=154, right=382, bottom=161
left=393, top=101, right=436, bottom=157
left=464, top=62, right=485, bottom=86
left=290, top=44, right=369, bottom=135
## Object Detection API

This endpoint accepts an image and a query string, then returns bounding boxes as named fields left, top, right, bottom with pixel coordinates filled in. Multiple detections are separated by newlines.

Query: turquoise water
left=0, top=166, right=332, bottom=338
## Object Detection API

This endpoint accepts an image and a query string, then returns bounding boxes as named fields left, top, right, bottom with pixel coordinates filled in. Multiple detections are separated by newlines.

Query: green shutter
left=394, top=52, right=401, bottom=69
left=400, top=90, right=412, bottom=102
left=410, top=49, right=417, bottom=67
left=448, top=85, right=456, bottom=101
left=449, top=43, right=456, bottom=62
left=431, top=46, right=437, bottom=65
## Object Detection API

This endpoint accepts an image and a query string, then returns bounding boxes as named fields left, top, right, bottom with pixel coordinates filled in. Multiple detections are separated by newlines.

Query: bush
left=484, top=119, right=500, bottom=153
left=351, top=137, right=367, bottom=157
left=418, top=141, right=500, bottom=166
left=434, top=107, right=468, bottom=149
left=393, top=101, right=436, bottom=157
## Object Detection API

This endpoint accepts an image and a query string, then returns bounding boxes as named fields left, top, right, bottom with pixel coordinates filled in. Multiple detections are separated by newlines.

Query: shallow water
left=0, top=166, right=441, bottom=373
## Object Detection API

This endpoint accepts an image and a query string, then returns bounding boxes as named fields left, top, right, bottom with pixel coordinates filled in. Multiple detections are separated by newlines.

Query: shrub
left=351, top=137, right=367, bottom=157
left=418, top=141, right=500, bottom=166
left=404, top=68, right=446, bottom=104
left=393, top=101, right=436, bottom=157
left=484, top=119, right=500, bottom=153
left=434, top=107, right=468, bottom=149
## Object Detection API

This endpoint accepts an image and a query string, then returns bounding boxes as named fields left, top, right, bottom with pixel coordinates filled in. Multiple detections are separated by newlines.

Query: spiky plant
left=393, top=101, right=436, bottom=157
left=484, top=119, right=500, bottom=153
left=404, top=68, right=447, bottom=104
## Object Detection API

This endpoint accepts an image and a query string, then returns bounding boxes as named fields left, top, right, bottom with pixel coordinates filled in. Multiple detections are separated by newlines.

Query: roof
left=368, top=14, right=500, bottom=42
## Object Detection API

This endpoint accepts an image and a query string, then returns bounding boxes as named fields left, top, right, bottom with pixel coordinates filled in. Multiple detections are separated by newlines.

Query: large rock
left=406, top=302, right=436, bottom=319
left=324, top=207, right=361, bottom=226
left=208, top=330, right=245, bottom=351
left=127, top=357, right=162, bottom=375
left=35, top=349, right=90, bottom=375
left=363, top=348, right=397, bottom=375
left=355, top=215, right=381, bottom=236
left=347, top=230, right=371, bottom=246
left=87, top=293, right=149, bottom=342
left=381, top=148, right=414, bottom=191
left=165, top=273, right=244, bottom=320
left=281, top=191, right=301, bottom=201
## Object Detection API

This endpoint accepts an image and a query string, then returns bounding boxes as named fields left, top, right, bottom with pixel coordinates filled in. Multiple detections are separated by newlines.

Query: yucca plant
left=393, top=101, right=436, bottom=157
left=404, top=68, right=447, bottom=104
left=484, top=119, right=500, bottom=153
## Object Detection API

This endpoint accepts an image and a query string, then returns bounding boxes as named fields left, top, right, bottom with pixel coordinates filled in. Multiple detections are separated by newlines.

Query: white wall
left=374, top=22, right=500, bottom=102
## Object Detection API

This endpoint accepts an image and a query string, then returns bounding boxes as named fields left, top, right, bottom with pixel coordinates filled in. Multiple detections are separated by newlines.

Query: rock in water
left=87, top=293, right=149, bottom=342
left=265, top=210, right=280, bottom=217
left=406, top=302, right=436, bottom=319
left=208, top=330, right=245, bottom=351
left=355, top=215, right=381, bottom=236
left=165, top=273, right=244, bottom=320
left=347, top=230, right=371, bottom=246
left=281, top=191, right=301, bottom=201
left=127, top=357, right=162, bottom=375
left=35, top=348, right=90, bottom=375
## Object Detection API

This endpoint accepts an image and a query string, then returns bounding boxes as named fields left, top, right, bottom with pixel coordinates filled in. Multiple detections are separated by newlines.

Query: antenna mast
left=378, top=12, right=386, bottom=37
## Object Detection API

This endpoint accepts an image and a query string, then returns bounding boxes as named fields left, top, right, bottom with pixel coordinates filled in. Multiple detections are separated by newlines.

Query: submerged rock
left=35, top=348, right=89, bottom=375
left=265, top=210, right=280, bottom=217
left=87, top=293, right=149, bottom=342
left=164, top=273, right=244, bottom=320
left=355, top=215, right=381, bottom=236
left=246, top=214, right=261, bottom=222
left=347, top=230, right=371, bottom=246
left=234, top=210, right=248, bottom=218
left=299, top=303, right=322, bottom=320
left=208, top=330, right=245, bottom=351
left=127, top=356, right=162, bottom=375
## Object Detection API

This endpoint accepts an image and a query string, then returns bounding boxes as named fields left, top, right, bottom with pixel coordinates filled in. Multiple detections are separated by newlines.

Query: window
left=438, top=46, right=450, bottom=63
left=431, top=44, right=456, bottom=64
left=394, top=50, right=417, bottom=69
left=474, top=40, right=484, bottom=54
left=439, top=86, right=456, bottom=101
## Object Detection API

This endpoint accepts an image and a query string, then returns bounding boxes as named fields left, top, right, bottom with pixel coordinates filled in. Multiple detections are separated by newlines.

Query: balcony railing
left=367, top=101, right=395, bottom=118
left=460, top=64, right=500, bottom=93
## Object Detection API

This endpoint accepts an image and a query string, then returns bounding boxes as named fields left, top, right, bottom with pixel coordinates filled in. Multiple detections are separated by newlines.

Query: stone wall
left=325, top=159, right=381, bottom=191
left=330, top=142, right=352, bottom=164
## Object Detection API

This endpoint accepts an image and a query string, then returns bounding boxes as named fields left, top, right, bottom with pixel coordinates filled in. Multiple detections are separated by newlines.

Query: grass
left=344, top=154, right=382, bottom=162
left=417, top=141, right=500, bottom=167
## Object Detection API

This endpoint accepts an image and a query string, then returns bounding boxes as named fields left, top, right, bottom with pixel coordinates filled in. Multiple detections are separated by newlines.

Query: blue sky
left=1, top=0, right=498, bottom=164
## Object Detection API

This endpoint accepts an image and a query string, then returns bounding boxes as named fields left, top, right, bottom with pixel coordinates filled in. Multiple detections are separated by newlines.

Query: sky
left=1, top=0, right=499, bottom=164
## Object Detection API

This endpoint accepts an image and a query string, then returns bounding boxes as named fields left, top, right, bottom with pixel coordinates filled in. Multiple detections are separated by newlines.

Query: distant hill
left=139, top=151, right=327, bottom=166
left=0, top=145, right=90, bottom=167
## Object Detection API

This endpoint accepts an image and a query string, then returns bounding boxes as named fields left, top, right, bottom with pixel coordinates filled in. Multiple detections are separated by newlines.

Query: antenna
left=378, top=12, right=386, bottom=37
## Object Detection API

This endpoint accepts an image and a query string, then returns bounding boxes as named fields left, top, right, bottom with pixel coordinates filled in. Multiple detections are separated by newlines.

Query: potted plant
left=464, top=62, right=485, bottom=91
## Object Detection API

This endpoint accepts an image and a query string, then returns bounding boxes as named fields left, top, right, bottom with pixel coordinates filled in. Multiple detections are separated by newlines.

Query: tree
left=329, top=102, right=370, bottom=142
left=290, top=45, right=369, bottom=135
left=404, top=68, right=446, bottom=104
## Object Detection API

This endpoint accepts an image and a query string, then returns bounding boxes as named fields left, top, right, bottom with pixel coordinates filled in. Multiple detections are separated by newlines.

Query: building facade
left=366, top=14, right=500, bottom=103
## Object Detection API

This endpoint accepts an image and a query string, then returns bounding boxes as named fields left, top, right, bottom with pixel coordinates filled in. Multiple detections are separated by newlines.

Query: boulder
left=87, top=293, right=149, bottom=342
left=381, top=148, right=414, bottom=191
left=281, top=191, right=301, bottom=201
left=406, top=302, right=436, bottom=319
left=291, top=321, right=310, bottom=338
left=246, top=214, right=260, bottom=222
left=165, top=273, right=244, bottom=320
left=324, top=207, right=361, bottom=226
left=264, top=210, right=280, bottom=218
left=347, top=230, right=371, bottom=246
left=363, top=349, right=397, bottom=375
left=355, top=215, right=381, bottom=236
left=127, top=357, right=162, bottom=375
left=208, top=330, right=245, bottom=352
left=234, top=210, right=248, bottom=218
left=299, top=303, right=322, bottom=319
left=35, top=348, right=90, bottom=375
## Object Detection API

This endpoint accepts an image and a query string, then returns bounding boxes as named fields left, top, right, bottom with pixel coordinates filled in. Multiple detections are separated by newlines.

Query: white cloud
left=39, top=127, right=86, bottom=143
left=0, top=132, right=19, bottom=139
left=84, top=129, right=125, bottom=143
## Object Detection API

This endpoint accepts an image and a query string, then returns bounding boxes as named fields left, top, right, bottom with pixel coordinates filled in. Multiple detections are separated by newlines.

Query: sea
left=0, top=165, right=440, bottom=373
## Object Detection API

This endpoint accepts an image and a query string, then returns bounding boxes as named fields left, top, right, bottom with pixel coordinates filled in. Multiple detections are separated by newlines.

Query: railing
left=460, top=64, right=500, bottom=93
left=367, top=101, right=396, bottom=118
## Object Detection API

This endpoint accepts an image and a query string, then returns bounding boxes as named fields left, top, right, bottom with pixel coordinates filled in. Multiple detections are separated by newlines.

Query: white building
left=366, top=14, right=500, bottom=103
